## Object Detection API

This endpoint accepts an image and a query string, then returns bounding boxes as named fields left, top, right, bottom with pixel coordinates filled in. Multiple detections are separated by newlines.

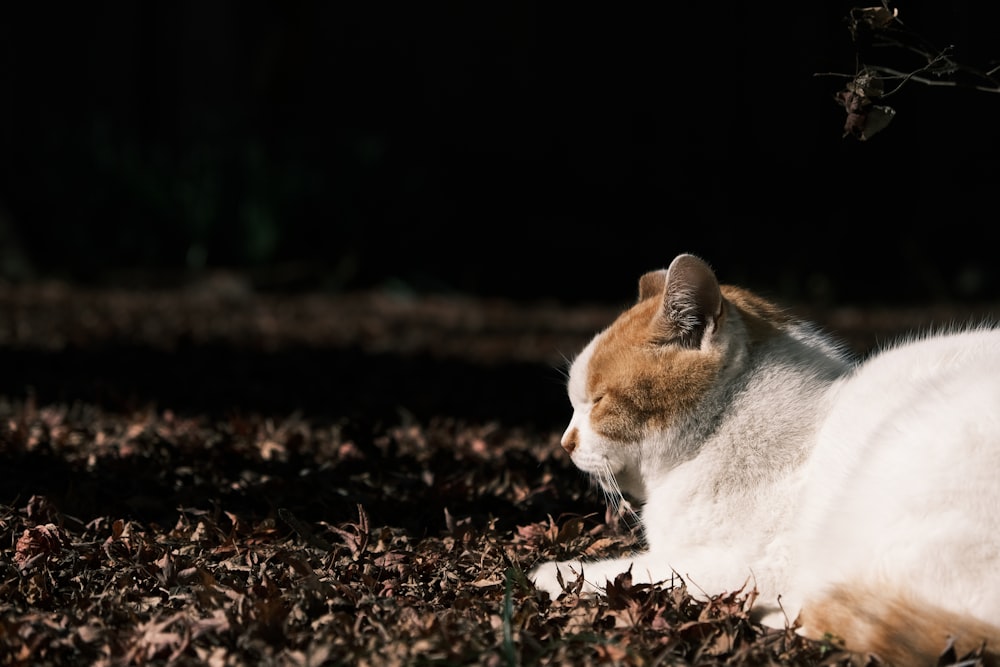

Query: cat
left=529, top=253, right=1000, bottom=666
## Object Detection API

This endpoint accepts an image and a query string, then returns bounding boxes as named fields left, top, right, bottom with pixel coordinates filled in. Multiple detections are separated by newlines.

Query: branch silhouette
left=817, top=2, right=1000, bottom=140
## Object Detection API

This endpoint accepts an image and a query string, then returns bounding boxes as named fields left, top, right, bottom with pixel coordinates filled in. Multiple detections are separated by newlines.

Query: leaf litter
left=0, top=400, right=892, bottom=667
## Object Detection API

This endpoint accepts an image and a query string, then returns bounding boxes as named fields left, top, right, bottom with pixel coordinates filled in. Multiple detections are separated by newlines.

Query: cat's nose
left=561, top=428, right=579, bottom=455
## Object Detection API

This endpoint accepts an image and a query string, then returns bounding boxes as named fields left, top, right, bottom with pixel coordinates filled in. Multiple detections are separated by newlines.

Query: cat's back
left=853, top=324, right=1000, bottom=389
left=822, top=325, right=1000, bottom=448
left=809, top=324, right=1000, bottom=488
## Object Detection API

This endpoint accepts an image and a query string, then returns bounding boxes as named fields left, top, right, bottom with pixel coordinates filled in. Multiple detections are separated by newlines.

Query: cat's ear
left=637, top=269, right=667, bottom=302
left=656, top=254, right=723, bottom=348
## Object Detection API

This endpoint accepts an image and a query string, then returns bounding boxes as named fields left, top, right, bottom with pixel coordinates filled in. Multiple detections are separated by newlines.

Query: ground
left=1, top=275, right=995, bottom=666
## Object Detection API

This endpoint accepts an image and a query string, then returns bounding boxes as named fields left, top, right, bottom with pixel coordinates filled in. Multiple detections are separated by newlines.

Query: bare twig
left=866, top=65, right=1000, bottom=95
left=818, top=2, right=1000, bottom=138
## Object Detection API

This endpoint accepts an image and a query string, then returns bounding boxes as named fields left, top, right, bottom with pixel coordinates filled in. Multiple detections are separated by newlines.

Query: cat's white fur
left=529, top=253, right=1000, bottom=665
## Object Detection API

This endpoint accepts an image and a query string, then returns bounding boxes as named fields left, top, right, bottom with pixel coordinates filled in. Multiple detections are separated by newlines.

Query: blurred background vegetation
left=2, top=2, right=999, bottom=305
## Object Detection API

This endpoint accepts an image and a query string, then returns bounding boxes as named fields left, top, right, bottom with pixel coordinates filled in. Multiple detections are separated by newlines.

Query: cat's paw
left=528, top=560, right=582, bottom=599
left=527, top=561, right=566, bottom=598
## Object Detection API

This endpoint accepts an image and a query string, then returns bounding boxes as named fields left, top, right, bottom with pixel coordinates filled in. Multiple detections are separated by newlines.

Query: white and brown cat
left=529, top=253, right=1000, bottom=665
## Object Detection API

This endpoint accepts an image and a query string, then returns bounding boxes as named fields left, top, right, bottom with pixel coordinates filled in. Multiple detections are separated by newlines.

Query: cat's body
left=529, top=254, right=1000, bottom=665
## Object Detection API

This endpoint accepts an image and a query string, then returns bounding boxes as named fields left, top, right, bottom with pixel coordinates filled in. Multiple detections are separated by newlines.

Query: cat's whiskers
left=595, top=460, right=640, bottom=528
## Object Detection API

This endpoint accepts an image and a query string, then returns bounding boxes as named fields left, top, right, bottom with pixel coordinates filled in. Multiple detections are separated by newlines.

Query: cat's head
left=560, top=253, right=765, bottom=501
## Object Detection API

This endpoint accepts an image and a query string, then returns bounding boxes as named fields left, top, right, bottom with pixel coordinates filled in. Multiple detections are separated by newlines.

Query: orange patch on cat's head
left=577, top=254, right=792, bottom=444
left=584, top=295, right=723, bottom=442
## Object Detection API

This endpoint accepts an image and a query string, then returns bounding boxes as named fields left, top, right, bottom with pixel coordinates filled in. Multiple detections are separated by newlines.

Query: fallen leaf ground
left=1, top=278, right=996, bottom=666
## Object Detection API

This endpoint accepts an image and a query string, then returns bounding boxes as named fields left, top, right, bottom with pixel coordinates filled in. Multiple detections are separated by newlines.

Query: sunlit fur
left=530, top=253, right=1000, bottom=666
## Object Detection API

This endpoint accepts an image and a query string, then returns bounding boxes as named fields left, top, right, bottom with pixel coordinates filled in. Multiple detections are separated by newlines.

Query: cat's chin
left=571, top=449, right=633, bottom=478
left=569, top=440, right=645, bottom=495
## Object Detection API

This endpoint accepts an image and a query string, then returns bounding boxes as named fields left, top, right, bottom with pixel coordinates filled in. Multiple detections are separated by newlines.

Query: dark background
left=2, top=2, right=999, bottom=307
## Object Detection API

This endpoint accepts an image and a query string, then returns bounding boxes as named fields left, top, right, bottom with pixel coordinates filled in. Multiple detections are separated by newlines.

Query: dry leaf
left=14, top=523, right=66, bottom=569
